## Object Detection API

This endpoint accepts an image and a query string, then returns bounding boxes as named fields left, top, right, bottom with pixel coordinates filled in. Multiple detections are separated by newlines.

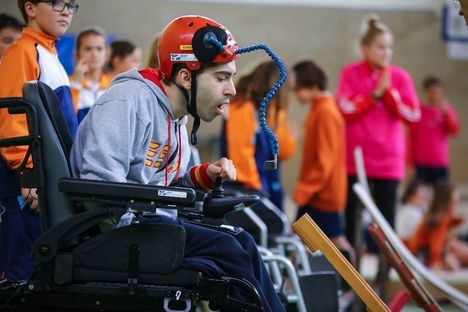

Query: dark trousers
left=415, top=165, right=449, bottom=185
left=344, top=175, right=398, bottom=300
left=344, top=175, right=399, bottom=248
left=0, top=196, right=40, bottom=281
left=148, top=215, right=285, bottom=312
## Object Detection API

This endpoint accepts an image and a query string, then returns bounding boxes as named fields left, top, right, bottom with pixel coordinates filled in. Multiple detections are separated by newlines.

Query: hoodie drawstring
left=165, top=113, right=183, bottom=186
left=174, top=125, right=182, bottom=181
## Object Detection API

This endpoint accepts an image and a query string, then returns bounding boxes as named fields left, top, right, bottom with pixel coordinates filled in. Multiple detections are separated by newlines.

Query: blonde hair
left=360, top=14, right=391, bottom=46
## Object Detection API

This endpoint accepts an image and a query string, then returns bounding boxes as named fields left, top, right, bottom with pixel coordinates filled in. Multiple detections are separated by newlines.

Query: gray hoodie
left=71, top=68, right=193, bottom=192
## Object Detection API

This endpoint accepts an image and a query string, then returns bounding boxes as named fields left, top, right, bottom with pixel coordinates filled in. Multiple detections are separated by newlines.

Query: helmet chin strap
left=175, top=71, right=201, bottom=145
left=189, top=71, right=201, bottom=145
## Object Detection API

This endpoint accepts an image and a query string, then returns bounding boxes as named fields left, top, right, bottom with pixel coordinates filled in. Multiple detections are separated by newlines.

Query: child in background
left=395, top=179, right=427, bottom=244
left=408, top=76, right=460, bottom=185
left=108, top=40, right=141, bottom=77
left=70, top=26, right=111, bottom=123
left=222, top=60, right=296, bottom=211
left=0, top=12, right=23, bottom=281
left=409, top=182, right=468, bottom=270
left=336, top=14, right=420, bottom=298
left=0, top=0, right=78, bottom=286
left=0, top=13, right=23, bottom=60
left=292, top=59, right=354, bottom=258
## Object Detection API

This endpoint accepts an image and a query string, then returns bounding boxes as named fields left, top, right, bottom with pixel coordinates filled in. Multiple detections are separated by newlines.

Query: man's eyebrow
left=213, top=70, right=236, bottom=77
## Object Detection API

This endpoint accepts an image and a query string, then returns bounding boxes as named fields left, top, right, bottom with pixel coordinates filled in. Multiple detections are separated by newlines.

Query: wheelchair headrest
left=35, top=81, right=74, bottom=159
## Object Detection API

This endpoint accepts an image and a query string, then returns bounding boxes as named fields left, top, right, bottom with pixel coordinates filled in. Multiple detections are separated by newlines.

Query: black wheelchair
left=0, top=81, right=267, bottom=312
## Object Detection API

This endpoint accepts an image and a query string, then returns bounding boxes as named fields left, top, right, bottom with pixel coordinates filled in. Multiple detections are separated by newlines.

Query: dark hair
left=422, top=76, right=441, bottom=90
left=146, top=35, right=160, bottom=68
left=232, top=74, right=253, bottom=103
left=17, top=0, right=75, bottom=23
left=425, top=182, right=456, bottom=230
left=360, top=14, right=391, bottom=46
left=292, top=59, right=327, bottom=91
left=108, top=40, right=137, bottom=70
left=232, top=60, right=289, bottom=127
left=0, top=13, right=23, bottom=32
left=401, top=179, right=424, bottom=204
left=76, top=26, right=107, bottom=51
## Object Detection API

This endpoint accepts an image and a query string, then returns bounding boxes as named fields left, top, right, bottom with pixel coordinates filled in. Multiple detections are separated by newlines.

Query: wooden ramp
left=292, top=214, right=389, bottom=312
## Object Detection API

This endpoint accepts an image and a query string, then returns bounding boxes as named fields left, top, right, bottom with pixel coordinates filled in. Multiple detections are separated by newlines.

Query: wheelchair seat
left=0, top=81, right=263, bottom=311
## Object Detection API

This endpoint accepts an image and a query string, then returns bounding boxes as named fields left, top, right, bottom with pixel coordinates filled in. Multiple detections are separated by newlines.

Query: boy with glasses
left=0, top=0, right=78, bottom=287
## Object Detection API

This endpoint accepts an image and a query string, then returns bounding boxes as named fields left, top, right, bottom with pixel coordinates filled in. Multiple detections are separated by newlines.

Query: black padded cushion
left=36, top=81, right=73, bottom=160
left=73, top=223, right=186, bottom=275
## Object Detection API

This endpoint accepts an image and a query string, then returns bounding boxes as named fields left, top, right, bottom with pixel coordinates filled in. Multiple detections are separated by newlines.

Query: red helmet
left=158, top=15, right=238, bottom=79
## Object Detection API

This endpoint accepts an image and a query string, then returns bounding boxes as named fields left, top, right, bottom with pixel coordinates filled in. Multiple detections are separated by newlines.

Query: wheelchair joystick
left=211, top=177, right=224, bottom=198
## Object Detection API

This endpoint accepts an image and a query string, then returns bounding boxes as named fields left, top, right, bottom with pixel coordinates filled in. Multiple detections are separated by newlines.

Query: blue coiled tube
left=206, top=36, right=286, bottom=169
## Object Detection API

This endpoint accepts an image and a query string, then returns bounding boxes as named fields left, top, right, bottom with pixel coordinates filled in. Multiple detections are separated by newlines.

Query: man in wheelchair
left=0, top=15, right=285, bottom=312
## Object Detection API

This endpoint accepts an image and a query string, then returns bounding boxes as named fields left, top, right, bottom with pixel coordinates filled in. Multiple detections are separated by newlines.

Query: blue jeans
left=0, top=196, right=40, bottom=281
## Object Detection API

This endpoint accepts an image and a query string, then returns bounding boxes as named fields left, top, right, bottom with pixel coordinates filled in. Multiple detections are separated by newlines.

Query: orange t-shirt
left=225, top=100, right=296, bottom=190
left=409, top=214, right=463, bottom=266
left=294, top=95, right=347, bottom=212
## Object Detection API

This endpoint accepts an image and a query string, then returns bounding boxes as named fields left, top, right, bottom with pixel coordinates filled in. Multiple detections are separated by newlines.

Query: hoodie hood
left=111, top=68, right=176, bottom=120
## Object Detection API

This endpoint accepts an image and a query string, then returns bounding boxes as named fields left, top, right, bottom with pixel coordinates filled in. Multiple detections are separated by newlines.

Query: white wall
left=175, top=0, right=447, bottom=11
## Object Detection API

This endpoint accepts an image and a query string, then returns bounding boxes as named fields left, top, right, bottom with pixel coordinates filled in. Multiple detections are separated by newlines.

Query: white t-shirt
left=395, top=203, right=424, bottom=240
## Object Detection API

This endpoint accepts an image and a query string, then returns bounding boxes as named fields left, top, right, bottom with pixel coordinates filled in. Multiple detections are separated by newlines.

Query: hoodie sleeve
left=181, top=163, right=215, bottom=192
left=336, top=68, right=376, bottom=123
left=73, top=89, right=149, bottom=182
left=443, top=104, right=460, bottom=136
left=381, top=70, right=420, bottom=123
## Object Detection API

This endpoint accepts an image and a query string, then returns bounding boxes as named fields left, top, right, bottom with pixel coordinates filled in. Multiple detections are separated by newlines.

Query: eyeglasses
left=41, top=0, right=79, bottom=15
left=454, top=0, right=460, bottom=4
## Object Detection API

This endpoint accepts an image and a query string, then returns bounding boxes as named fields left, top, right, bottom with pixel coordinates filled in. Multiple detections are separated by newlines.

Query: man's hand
left=21, top=188, right=39, bottom=211
left=206, top=157, right=236, bottom=183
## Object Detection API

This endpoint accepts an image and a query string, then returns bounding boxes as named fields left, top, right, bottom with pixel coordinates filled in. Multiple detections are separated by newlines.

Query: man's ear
left=175, top=67, right=192, bottom=90
left=24, top=2, right=37, bottom=20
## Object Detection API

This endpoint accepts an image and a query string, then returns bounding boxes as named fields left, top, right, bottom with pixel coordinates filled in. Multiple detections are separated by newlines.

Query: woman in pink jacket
left=336, top=15, right=420, bottom=246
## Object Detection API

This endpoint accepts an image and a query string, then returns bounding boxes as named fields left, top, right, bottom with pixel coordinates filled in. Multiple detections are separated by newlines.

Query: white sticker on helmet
left=171, top=53, right=198, bottom=61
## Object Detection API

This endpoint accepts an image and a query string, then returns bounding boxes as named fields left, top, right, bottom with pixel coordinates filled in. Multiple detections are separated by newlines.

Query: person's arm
left=275, top=109, right=297, bottom=160
left=69, top=58, right=90, bottom=113
left=336, top=69, right=376, bottom=123
left=181, top=158, right=236, bottom=192
left=442, top=104, right=460, bottom=136
left=381, top=71, right=420, bottom=123
left=225, top=102, right=261, bottom=189
left=293, top=112, right=340, bottom=207
left=0, top=45, right=40, bottom=169
left=69, top=77, right=82, bottom=113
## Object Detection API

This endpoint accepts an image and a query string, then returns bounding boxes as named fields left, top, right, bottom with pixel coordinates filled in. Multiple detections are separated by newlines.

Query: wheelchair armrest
left=58, top=177, right=196, bottom=208
left=33, top=208, right=112, bottom=262
left=0, top=97, right=39, bottom=148
left=203, top=195, right=261, bottom=219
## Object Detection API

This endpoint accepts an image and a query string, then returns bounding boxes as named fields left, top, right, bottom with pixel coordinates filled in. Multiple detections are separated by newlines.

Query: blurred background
left=2, top=0, right=468, bottom=194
